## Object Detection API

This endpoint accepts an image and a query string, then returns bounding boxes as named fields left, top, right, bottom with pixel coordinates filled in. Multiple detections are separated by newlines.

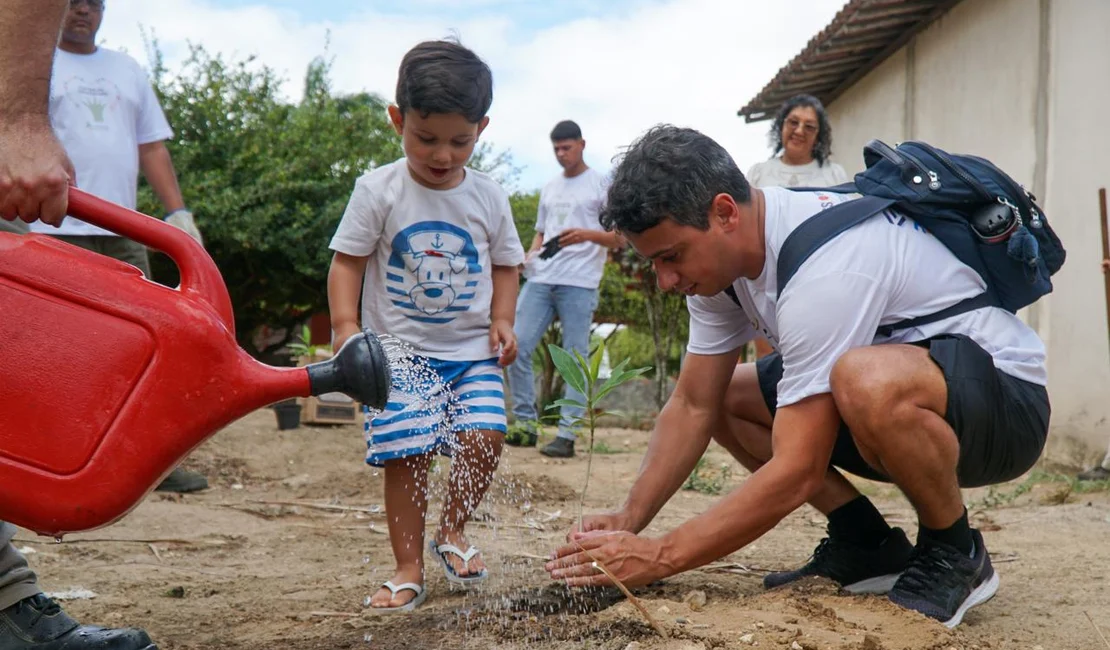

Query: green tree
left=614, top=248, right=688, bottom=408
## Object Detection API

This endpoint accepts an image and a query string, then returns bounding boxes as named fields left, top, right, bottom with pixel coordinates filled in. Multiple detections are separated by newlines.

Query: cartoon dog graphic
left=400, top=229, right=471, bottom=315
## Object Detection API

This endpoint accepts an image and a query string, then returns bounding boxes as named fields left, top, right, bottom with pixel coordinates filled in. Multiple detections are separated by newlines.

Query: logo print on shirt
left=58, top=75, right=122, bottom=132
left=386, top=221, right=482, bottom=324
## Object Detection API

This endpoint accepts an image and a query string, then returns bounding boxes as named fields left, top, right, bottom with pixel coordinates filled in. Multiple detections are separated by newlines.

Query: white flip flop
left=367, top=580, right=427, bottom=614
left=428, top=540, right=489, bottom=585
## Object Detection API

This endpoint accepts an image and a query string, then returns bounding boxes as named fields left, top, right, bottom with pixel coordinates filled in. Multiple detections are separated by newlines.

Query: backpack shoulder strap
left=776, top=195, right=897, bottom=296
left=724, top=284, right=741, bottom=307
left=784, top=182, right=859, bottom=195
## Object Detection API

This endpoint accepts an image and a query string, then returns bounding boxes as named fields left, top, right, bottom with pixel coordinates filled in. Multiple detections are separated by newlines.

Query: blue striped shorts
left=363, top=357, right=507, bottom=467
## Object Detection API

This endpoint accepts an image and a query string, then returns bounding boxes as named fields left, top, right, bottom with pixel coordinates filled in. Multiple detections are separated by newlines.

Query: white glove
left=165, top=209, right=204, bottom=246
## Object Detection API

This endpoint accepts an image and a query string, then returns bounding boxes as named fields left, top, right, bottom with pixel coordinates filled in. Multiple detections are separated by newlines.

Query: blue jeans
left=507, top=282, right=599, bottom=440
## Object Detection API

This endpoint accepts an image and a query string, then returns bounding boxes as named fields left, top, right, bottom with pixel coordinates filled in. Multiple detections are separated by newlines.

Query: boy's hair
left=601, top=125, right=751, bottom=235
left=550, top=120, right=582, bottom=141
left=395, top=40, right=493, bottom=123
left=769, top=93, right=834, bottom=166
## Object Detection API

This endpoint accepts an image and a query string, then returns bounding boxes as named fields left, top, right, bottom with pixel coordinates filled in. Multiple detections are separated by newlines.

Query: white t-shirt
left=524, top=167, right=611, bottom=289
left=330, top=160, right=525, bottom=361
left=687, top=187, right=1047, bottom=408
left=747, top=156, right=849, bottom=189
left=30, top=48, right=173, bottom=237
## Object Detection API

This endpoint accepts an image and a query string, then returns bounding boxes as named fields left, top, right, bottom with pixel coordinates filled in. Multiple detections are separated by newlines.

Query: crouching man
left=545, top=125, right=1049, bottom=628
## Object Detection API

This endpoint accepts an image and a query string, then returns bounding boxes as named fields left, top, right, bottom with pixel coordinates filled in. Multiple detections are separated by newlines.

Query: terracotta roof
left=738, top=0, right=963, bottom=122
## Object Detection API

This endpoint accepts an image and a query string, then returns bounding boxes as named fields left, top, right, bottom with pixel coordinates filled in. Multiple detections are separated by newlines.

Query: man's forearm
left=529, top=233, right=543, bottom=253
left=490, top=264, right=519, bottom=324
left=660, top=454, right=813, bottom=574
left=593, top=230, right=624, bottom=249
left=0, top=0, right=65, bottom=120
left=139, top=142, right=185, bottom=213
left=660, top=393, right=842, bottom=574
left=620, top=395, right=716, bottom=531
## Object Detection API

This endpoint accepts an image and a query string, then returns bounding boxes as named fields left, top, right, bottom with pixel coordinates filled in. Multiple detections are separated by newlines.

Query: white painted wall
left=827, top=49, right=907, bottom=172
left=823, top=0, right=1110, bottom=451
left=1041, top=0, right=1110, bottom=446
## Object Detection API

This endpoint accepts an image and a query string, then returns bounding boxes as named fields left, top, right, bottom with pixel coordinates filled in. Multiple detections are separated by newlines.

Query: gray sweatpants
left=0, top=523, right=40, bottom=610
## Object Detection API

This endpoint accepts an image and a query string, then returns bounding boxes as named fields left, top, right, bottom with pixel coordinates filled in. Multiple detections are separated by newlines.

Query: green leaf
left=593, top=359, right=651, bottom=403
left=594, top=366, right=650, bottom=403
left=544, top=398, right=586, bottom=410
left=547, top=344, right=587, bottom=396
left=572, top=349, right=592, bottom=387
left=589, top=343, right=605, bottom=383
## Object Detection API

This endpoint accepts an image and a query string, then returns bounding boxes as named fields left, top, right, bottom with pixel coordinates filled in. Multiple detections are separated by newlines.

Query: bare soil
left=16, top=410, right=1110, bottom=650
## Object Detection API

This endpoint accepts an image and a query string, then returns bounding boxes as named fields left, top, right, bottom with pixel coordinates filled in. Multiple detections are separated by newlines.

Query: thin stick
left=576, top=545, right=667, bottom=639
left=245, top=499, right=384, bottom=515
left=148, top=544, right=162, bottom=562
left=699, top=562, right=773, bottom=574
left=1087, top=610, right=1110, bottom=649
left=14, top=537, right=227, bottom=546
left=308, top=611, right=361, bottom=618
left=1100, top=188, right=1110, bottom=363
left=508, top=551, right=551, bottom=561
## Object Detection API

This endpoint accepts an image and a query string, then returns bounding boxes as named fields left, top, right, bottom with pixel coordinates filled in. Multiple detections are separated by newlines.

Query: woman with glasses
left=746, top=94, right=849, bottom=189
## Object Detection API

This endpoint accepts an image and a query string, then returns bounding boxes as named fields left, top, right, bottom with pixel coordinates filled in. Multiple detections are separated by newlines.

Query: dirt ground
left=16, top=409, right=1110, bottom=650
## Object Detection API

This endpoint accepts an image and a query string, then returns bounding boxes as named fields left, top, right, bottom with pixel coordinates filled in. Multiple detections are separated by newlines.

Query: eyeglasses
left=69, top=0, right=104, bottom=9
left=784, top=117, right=818, bottom=135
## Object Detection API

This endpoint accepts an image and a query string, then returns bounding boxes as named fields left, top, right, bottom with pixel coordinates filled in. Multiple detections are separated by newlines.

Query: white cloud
left=97, top=0, right=844, bottom=191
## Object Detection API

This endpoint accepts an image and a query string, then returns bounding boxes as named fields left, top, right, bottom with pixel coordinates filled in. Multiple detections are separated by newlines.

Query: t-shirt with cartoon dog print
left=330, top=159, right=525, bottom=361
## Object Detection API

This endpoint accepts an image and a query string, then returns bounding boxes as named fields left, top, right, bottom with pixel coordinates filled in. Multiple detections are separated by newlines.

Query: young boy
left=327, top=40, right=524, bottom=612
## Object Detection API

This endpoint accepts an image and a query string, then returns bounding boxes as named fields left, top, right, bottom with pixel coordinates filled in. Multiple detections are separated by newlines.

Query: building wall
left=1041, top=0, right=1110, bottom=444
left=827, top=48, right=906, bottom=172
left=825, top=0, right=1110, bottom=450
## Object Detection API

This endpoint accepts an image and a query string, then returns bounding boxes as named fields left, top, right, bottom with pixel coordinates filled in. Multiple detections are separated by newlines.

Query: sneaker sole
left=942, top=570, right=999, bottom=629
left=844, top=572, right=901, bottom=595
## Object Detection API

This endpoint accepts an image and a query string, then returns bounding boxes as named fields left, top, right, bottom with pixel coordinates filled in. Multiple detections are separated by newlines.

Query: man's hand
left=490, top=318, right=517, bottom=366
left=165, top=209, right=203, bottom=246
left=0, top=118, right=74, bottom=226
left=558, top=228, right=596, bottom=246
left=567, top=510, right=637, bottom=542
left=546, top=530, right=675, bottom=588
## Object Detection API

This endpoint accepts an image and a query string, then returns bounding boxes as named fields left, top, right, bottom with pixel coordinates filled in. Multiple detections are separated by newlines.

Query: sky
left=96, top=0, right=847, bottom=192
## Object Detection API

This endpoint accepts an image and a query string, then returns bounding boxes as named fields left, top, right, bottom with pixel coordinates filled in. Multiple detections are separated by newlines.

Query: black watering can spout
left=304, top=330, right=392, bottom=410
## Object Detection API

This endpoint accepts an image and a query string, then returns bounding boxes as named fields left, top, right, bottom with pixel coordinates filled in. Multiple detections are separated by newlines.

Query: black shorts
left=756, top=334, right=1050, bottom=488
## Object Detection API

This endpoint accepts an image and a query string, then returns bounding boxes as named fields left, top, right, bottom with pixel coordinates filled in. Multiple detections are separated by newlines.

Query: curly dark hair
left=395, top=40, right=493, bottom=123
left=599, top=125, right=750, bottom=235
left=768, top=94, right=833, bottom=166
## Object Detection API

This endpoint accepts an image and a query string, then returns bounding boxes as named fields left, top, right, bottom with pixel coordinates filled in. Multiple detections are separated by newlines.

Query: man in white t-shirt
left=545, top=126, right=1050, bottom=630
left=29, top=0, right=207, bottom=495
left=505, top=121, right=622, bottom=458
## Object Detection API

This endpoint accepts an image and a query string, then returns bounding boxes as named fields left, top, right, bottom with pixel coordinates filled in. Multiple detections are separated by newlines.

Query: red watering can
left=0, top=188, right=391, bottom=536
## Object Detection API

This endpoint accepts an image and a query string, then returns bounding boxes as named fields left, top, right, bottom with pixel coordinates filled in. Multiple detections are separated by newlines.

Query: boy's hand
left=332, top=322, right=361, bottom=352
left=490, top=319, right=517, bottom=367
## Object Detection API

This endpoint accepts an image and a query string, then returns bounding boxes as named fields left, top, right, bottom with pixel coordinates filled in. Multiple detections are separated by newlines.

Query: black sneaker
left=540, top=437, right=575, bottom=458
left=888, top=529, right=998, bottom=628
left=0, top=594, right=157, bottom=649
left=763, top=527, right=914, bottom=594
left=1077, top=466, right=1110, bottom=482
left=154, top=467, right=208, bottom=493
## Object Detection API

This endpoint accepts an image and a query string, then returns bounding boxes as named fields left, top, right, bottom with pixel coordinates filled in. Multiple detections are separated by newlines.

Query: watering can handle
left=65, top=187, right=236, bottom=334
